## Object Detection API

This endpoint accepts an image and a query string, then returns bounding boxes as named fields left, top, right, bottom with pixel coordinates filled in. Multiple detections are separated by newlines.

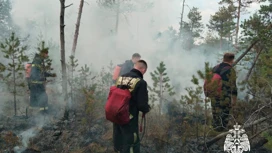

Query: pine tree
left=179, top=63, right=212, bottom=142
left=148, top=61, right=175, bottom=115
left=207, top=6, right=236, bottom=50
left=219, top=0, right=266, bottom=46
left=181, top=7, right=204, bottom=50
left=37, top=41, right=53, bottom=73
left=77, top=64, right=96, bottom=89
left=0, top=32, right=29, bottom=116
left=187, top=7, right=203, bottom=38
left=240, top=1, right=272, bottom=102
left=67, top=55, right=78, bottom=109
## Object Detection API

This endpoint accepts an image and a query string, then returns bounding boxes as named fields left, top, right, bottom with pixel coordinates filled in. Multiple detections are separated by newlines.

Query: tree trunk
left=71, top=0, right=84, bottom=57
left=12, top=56, right=16, bottom=116
left=203, top=98, right=208, bottom=144
left=220, top=36, right=222, bottom=51
left=179, top=0, right=185, bottom=38
left=60, top=0, right=68, bottom=98
left=159, top=74, right=163, bottom=115
left=235, top=0, right=241, bottom=46
left=244, top=48, right=263, bottom=82
left=60, top=0, right=69, bottom=119
left=115, top=0, right=120, bottom=34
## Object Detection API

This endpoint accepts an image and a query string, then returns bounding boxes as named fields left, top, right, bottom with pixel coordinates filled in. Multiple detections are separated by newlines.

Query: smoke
left=14, top=113, right=49, bottom=153
left=10, top=0, right=222, bottom=101
left=1, top=0, right=257, bottom=150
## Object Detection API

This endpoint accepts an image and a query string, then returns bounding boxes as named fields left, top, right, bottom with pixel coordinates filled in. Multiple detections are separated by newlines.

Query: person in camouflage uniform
left=29, top=49, right=56, bottom=111
left=210, top=53, right=237, bottom=132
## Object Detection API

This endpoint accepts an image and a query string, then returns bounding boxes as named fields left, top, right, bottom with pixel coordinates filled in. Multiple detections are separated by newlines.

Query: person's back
left=212, top=62, right=237, bottom=98
left=112, top=53, right=141, bottom=83
left=113, top=60, right=150, bottom=153
left=210, top=53, right=237, bottom=132
left=30, top=54, right=47, bottom=82
left=119, top=60, right=134, bottom=76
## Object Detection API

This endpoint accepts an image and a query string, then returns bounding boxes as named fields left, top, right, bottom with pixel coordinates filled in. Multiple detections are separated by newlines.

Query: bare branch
left=243, top=101, right=272, bottom=126
left=65, top=3, right=73, bottom=8
left=250, top=125, right=272, bottom=140
left=198, top=114, right=272, bottom=149
left=84, top=1, right=90, bottom=5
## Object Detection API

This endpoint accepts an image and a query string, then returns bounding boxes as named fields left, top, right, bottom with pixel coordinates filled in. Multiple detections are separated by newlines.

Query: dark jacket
left=30, top=54, right=53, bottom=82
left=119, top=60, right=134, bottom=76
left=213, top=62, right=238, bottom=97
left=116, top=69, right=150, bottom=117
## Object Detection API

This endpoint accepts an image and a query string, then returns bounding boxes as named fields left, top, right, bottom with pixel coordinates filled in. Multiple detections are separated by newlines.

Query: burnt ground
left=0, top=109, right=270, bottom=153
left=0, top=91, right=270, bottom=153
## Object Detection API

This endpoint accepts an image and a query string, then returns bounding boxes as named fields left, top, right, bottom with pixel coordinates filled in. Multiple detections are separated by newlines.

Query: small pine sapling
left=148, top=61, right=175, bottom=115
left=37, top=41, right=53, bottom=85
left=67, top=55, right=78, bottom=109
left=0, top=32, right=29, bottom=116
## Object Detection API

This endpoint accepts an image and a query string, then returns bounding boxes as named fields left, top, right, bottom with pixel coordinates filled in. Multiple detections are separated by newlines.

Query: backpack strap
left=220, top=66, right=232, bottom=76
left=118, top=77, right=134, bottom=90
left=212, top=64, right=220, bottom=73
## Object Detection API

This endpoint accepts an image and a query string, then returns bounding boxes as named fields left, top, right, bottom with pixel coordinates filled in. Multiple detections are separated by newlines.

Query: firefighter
left=112, top=53, right=141, bottom=83
left=29, top=48, right=56, bottom=112
left=210, top=53, right=237, bottom=132
left=113, top=60, right=151, bottom=153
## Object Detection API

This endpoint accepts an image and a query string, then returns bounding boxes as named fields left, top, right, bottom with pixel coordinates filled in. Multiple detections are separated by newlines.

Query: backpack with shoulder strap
left=105, top=77, right=133, bottom=125
left=204, top=65, right=231, bottom=98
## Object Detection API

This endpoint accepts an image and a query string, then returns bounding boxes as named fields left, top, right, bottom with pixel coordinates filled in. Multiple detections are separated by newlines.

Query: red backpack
left=105, top=79, right=132, bottom=125
left=204, top=65, right=231, bottom=98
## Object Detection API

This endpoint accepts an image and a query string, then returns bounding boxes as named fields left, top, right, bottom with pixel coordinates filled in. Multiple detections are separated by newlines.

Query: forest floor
left=0, top=93, right=271, bottom=153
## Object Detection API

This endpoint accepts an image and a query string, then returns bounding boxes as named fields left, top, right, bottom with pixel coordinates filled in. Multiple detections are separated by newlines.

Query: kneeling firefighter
left=105, top=60, right=151, bottom=153
left=29, top=48, right=56, bottom=111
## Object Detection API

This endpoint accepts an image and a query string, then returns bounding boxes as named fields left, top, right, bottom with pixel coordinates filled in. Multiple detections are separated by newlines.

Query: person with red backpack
left=112, top=53, right=141, bottom=84
left=204, top=53, right=237, bottom=132
left=105, top=60, right=151, bottom=153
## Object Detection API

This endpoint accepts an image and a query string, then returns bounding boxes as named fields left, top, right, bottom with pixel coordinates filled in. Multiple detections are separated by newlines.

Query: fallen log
left=198, top=114, right=272, bottom=151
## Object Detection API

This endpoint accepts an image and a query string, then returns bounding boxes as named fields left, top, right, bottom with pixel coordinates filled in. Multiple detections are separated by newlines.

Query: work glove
left=51, top=73, right=57, bottom=77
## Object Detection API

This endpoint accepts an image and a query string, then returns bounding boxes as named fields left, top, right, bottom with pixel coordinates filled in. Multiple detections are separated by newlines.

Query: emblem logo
left=224, top=123, right=250, bottom=153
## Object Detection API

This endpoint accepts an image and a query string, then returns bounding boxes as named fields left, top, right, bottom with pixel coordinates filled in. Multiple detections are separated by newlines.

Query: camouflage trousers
left=211, top=97, right=231, bottom=132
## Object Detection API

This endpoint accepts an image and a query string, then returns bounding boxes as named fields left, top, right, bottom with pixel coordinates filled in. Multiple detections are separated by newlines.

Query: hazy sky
left=161, top=0, right=262, bottom=32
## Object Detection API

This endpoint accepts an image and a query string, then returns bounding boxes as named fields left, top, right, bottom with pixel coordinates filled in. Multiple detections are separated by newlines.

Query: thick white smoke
left=10, top=0, right=219, bottom=99
left=8, top=0, right=263, bottom=108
